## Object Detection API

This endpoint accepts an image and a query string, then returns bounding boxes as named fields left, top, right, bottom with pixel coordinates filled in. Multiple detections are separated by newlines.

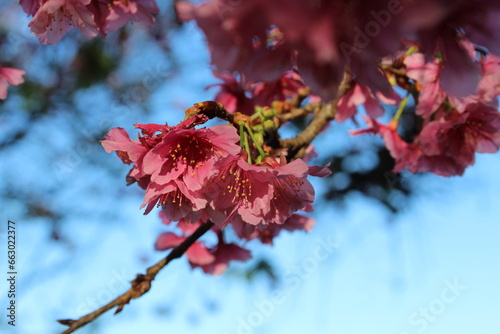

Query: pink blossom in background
left=350, top=117, right=421, bottom=174
left=209, top=71, right=255, bottom=115
left=234, top=213, right=316, bottom=245
left=199, top=235, right=252, bottom=276
left=252, top=71, right=307, bottom=107
left=155, top=232, right=216, bottom=266
left=175, top=0, right=292, bottom=84
left=336, top=82, right=400, bottom=123
left=416, top=103, right=500, bottom=175
left=0, top=66, right=25, bottom=100
left=20, top=0, right=40, bottom=16
left=154, top=223, right=251, bottom=276
left=476, top=54, right=500, bottom=106
left=104, top=0, right=159, bottom=32
left=353, top=102, right=500, bottom=177
left=414, top=1, right=500, bottom=96
left=29, top=0, right=99, bottom=45
left=404, top=53, right=447, bottom=118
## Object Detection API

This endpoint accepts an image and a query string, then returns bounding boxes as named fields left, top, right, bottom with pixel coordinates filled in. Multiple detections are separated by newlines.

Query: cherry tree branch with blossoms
left=58, top=220, right=215, bottom=334
left=2, top=0, right=500, bottom=333
left=57, top=95, right=333, bottom=332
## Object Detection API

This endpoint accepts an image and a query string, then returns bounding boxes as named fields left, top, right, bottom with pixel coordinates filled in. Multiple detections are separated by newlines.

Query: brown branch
left=58, top=221, right=215, bottom=334
left=275, top=101, right=322, bottom=123
left=193, top=100, right=235, bottom=124
left=280, top=70, right=353, bottom=160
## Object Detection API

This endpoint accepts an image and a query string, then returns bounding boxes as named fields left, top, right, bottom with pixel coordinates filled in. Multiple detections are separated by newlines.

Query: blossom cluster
left=21, top=0, right=159, bottom=44
left=351, top=47, right=500, bottom=176
left=101, top=111, right=330, bottom=274
left=175, top=0, right=500, bottom=100
left=180, top=0, right=500, bottom=177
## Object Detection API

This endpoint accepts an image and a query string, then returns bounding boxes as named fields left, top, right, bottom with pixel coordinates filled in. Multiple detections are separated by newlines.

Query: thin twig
left=280, top=70, right=352, bottom=159
left=58, top=221, right=215, bottom=334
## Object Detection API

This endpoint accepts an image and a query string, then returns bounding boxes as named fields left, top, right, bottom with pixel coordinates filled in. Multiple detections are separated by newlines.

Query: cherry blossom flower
left=353, top=102, right=500, bottom=176
left=199, top=240, right=251, bottom=276
left=0, top=66, right=25, bottom=100
left=141, top=124, right=240, bottom=191
left=336, top=82, right=400, bottom=123
left=233, top=213, right=315, bottom=245
left=29, top=0, right=99, bottom=45
left=155, top=231, right=216, bottom=266
left=20, top=0, right=40, bottom=16
left=350, top=116, right=421, bottom=173
left=252, top=71, right=308, bottom=107
left=105, top=0, right=159, bottom=32
left=101, top=123, right=168, bottom=181
left=476, top=54, right=500, bottom=106
left=141, top=179, right=208, bottom=222
left=261, top=156, right=316, bottom=225
left=404, top=53, right=447, bottom=118
left=208, top=152, right=277, bottom=226
left=174, top=0, right=293, bottom=85
left=413, top=1, right=500, bottom=96
left=415, top=103, right=500, bottom=175
left=404, top=51, right=484, bottom=117
left=209, top=71, right=255, bottom=115
left=155, top=224, right=251, bottom=276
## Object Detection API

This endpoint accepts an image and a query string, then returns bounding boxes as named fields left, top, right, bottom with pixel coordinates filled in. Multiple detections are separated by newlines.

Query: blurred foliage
left=72, top=39, right=119, bottom=88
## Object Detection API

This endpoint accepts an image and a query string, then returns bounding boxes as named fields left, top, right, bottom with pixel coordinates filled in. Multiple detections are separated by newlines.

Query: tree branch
left=58, top=221, right=215, bottom=334
left=280, top=70, right=352, bottom=159
left=57, top=78, right=350, bottom=332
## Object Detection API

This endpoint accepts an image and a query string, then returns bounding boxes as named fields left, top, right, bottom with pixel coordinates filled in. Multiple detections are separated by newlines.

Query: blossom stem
left=393, top=95, right=409, bottom=123
left=239, top=123, right=252, bottom=164
left=250, top=109, right=261, bottom=121
left=245, top=124, right=266, bottom=157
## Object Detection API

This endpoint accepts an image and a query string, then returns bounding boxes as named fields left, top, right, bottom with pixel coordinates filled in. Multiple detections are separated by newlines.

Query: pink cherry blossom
left=155, top=231, right=216, bottom=266
left=415, top=103, right=500, bottom=175
left=104, top=0, right=159, bottom=32
left=336, top=82, right=400, bottom=123
left=0, top=66, right=25, bottom=100
left=413, top=1, right=500, bottom=96
left=209, top=71, right=255, bottom=115
left=141, top=179, right=208, bottom=222
left=155, top=227, right=251, bottom=276
left=252, top=71, right=308, bottom=107
left=20, top=0, right=40, bottom=16
left=208, top=152, right=277, bottom=226
left=174, top=0, right=293, bottom=84
left=350, top=116, right=421, bottom=174
left=233, top=213, right=315, bottom=245
left=404, top=53, right=447, bottom=118
left=476, top=54, right=500, bottom=106
left=199, top=238, right=251, bottom=276
left=101, top=123, right=168, bottom=180
left=28, top=0, right=99, bottom=45
left=353, top=103, right=500, bottom=177
left=261, top=156, right=316, bottom=225
left=142, top=124, right=241, bottom=191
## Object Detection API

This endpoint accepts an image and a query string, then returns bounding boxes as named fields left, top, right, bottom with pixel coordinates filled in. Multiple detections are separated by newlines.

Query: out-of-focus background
left=1, top=2, right=499, bottom=333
